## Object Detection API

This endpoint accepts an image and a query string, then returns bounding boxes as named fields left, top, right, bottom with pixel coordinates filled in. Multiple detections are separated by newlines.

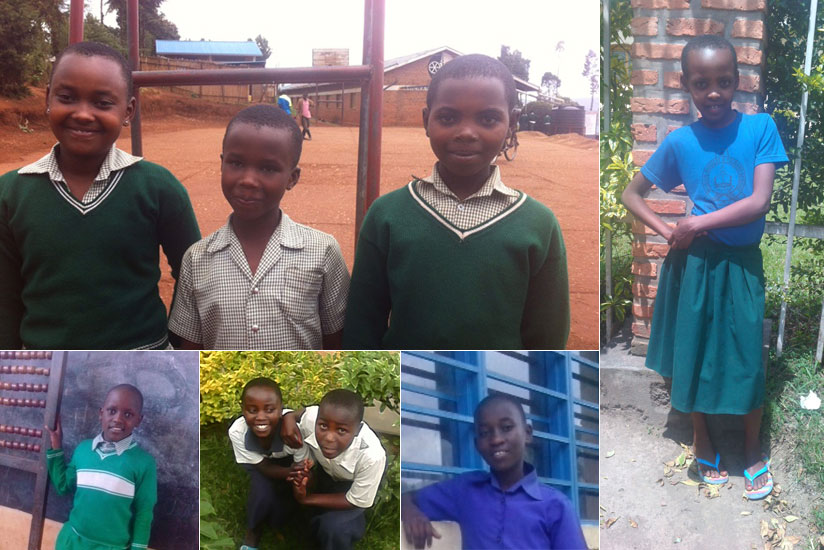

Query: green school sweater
left=0, top=161, right=200, bottom=349
left=343, top=183, right=569, bottom=349
left=47, top=440, right=158, bottom=549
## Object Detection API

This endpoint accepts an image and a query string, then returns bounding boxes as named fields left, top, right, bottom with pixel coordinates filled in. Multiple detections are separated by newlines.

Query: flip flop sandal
left=695, top=452, right=729, bottom=485
left=744, top=461, right=774, bottom=501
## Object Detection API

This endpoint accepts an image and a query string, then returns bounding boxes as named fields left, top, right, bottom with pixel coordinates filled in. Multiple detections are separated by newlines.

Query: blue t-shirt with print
left=641, top=112, right=788, bottom=246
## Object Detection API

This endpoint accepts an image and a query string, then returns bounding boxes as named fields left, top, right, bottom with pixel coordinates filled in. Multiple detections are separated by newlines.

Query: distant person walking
left=299, top=94, right=313, bottom=140
left=278, top=93, right=292, bottom=116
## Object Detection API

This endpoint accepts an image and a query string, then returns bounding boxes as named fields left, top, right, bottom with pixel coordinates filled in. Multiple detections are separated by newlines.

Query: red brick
left=631, top=70, right=659, bottom=86
left=701, top=0, right=765, bottom=10
left=632, top=321, right=652, bottom=338
left=732, top=101, right=759, bottom=114
left=633, top=301, right=655, bottom=318
left=737, top=74, right=760, bottom=93
left=632, top=17, right=659, bottom=36
left=632, top=220, right=674, bottom=235
left=632, top=43, right=684, bottom=61
left=666, top=18, right=724, bottom=36
left=632, top=261, right=659, bottom=277
left=735, top=46, right=762, bottom=66
left=632, top=0, right=690, bottom=8
left=666, top=125, right=682, bottom=136
left=732, top=19, right=764, bottom=39
left=632, top=241, right=671, bottom=258
left=632, top=123, right=658, bottom=142
left=667, top=99, right=690, bottom=114
left=664, top=72, right=683, bottom=89
left=646, top=198, right=687, bottom=214
left=672, top=184, right=687, bottom=193
left=631, top=97, right=665, bottom=114
left=632, top=149, right=654, bottom=166
left=633, top=282, right=658, bottom=298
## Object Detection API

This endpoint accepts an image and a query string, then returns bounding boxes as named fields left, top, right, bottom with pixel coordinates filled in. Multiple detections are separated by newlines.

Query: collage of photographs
left=0, top=0, right=822, bottom=549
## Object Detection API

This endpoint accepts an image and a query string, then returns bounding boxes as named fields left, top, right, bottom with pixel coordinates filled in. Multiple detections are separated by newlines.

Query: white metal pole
left=777, top=0, right=818, bottom=356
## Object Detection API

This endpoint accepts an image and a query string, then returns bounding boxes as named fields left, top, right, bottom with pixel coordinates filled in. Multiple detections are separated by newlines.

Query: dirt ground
left=0, top=88, right=599, bottom=349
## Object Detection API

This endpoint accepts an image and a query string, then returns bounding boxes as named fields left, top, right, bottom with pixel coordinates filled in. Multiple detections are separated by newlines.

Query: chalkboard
left=0, top=351, right=200, bottom=550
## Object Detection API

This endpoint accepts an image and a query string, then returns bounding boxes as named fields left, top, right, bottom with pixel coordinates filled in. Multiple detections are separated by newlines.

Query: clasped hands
left=665, top=216, right=706, bottom=250
left=286, top=458, right=314, bottom=503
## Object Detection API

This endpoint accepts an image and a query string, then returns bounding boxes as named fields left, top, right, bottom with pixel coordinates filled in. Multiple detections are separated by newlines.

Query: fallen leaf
left=599, top=505, right=607, bottom=512
left=741, top=511, right=752, bottom=516
left=680, top=479, right=700, bottom=486
left=783, top=516, right=798, bottom=523
left=665, top=460, right=675, bottom=468
left=675, top=452, right=686, bottom=467
left=605, top=517, right=619, bottom=529
left=629, top=519, right=638, bottom=528
left=606, top=450, right=615, bottom=458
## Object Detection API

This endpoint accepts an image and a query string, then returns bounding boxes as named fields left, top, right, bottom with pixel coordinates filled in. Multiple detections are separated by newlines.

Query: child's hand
left=668, top=216, right=702, bottom=250
left=280, top=412, right=302, bottom=448
left=291, top=474, right=309, bottom=503
left=44, top=415, right=62, bottom=450
left=403, top=507, right=441, bottom=549
left=286, top=459, right=313, bottom=486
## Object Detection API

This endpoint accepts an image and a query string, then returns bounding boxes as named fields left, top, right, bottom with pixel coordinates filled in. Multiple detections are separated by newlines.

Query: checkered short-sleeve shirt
left=168, top=213, right=349, bottom=349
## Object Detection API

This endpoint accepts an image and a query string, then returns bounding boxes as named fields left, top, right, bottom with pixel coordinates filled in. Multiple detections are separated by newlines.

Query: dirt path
left=0, top=97, right=598, bottom=349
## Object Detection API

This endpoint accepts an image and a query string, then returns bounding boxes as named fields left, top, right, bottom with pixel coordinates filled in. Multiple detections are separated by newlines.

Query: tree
left=541, top=71, right=561, bottom=98
left=498, top=45, right=530, bottom=81
left=0, top=0, right=66, bottom=97
left=555, top=40, right=565, bottom=76
left=254, top=34, right=271, bottom=61
left=106, top=0, right=179, bottom=56
left=83, top=13, right=124, bottom=55
left=582, top=49, right=599, bottom=110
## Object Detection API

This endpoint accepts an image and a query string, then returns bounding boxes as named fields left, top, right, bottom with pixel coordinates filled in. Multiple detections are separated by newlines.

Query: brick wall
left=628, top=0, right=767, bottom=354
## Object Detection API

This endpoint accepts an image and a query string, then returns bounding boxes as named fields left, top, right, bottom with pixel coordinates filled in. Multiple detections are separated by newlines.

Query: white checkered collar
left=304, top=423, right=369, bottom=474
left=419, top=163, right=519, bottom=200
left=18, top=144, right=142, bottom=183
left=208, top=211, right=305, bottom=254
left=91, top=432, right=135, bottom=456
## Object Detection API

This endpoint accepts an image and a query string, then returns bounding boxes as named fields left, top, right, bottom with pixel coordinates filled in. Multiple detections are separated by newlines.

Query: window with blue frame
left=401, top=351, right=599, bottom=523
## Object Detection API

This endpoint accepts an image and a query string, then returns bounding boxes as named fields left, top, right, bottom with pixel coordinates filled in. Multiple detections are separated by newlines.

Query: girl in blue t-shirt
left=622, top=35, right=788, bottom=501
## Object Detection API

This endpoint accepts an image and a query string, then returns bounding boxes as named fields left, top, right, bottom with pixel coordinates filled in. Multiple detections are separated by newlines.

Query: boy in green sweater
left=46, top=384, right=157, bottom=550
left=343, top=54, right=569, bottom=349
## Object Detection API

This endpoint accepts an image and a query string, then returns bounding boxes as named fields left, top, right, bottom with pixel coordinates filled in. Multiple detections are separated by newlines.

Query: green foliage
left=83, top=13, right=125, bottom=56
left=200, top=351, right=399, bottom=425
left=200, top=489, right=236, bottom=550
left=0, top=0, right=65, bottom=97
left=600, top=0, right=635, bottom=328
left=498, top=45, right=530, bottom=81
left=106, top=0, right=179, bottom=55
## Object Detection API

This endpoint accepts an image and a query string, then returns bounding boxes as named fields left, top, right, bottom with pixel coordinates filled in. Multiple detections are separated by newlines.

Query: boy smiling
left=46, top=384, right=157, bottom=550
left=343, top=54, right=569, bottom=350
left=169, top=105, right=349, bottom=350
left=402, top=394, right=587, bottom=550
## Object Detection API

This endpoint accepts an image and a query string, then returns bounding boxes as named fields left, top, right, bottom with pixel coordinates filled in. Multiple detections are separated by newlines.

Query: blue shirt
left=641, top=112, right=788, bottom=246
left=277, top=97, right=291, bottom=115
left=414, top=463, right=587, bottom=550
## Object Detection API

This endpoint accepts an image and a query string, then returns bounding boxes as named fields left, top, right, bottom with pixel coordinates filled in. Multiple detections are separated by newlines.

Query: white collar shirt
left=168, top=212, right=349, bottom=350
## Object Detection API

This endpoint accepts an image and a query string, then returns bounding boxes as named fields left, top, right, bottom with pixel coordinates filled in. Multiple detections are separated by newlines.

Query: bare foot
left=744, top=452, right=769, bottom=491
left=693, top=437, right=727, bottom=481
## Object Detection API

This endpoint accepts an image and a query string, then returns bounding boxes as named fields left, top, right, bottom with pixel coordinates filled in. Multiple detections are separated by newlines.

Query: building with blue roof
left=155, top=40, right=264, bottom=66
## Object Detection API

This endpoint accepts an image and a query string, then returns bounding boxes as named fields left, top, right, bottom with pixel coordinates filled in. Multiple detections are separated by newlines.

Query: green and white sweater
left=47, top=440, right=157, bottom=549
left=0, top=160, right=200, bottom=349
left=343, top=182, right=569, bottom=349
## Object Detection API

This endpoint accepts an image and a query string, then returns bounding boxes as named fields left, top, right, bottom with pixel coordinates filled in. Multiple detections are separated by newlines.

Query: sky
left=100, top=0, right=599, bottom=106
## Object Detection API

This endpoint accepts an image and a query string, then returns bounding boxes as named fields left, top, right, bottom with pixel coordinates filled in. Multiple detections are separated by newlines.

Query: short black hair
left=426, top=54, right=518, bottom=111
left=319, top=389, right=364, bottom=423
left=223, top=104, right=303, bottom=167
left=106, top=383, right=144, bottom=414
left=241, top=377, right=283, bottom=403
left=474, top=393, right=527, bottom=426
left=51, top=41, right=133, bottom=97
left=681, top=34, right=738, bottom=77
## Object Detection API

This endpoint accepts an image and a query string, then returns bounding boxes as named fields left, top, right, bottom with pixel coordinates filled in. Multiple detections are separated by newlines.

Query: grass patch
left=200, top=424, right=399, bottom=550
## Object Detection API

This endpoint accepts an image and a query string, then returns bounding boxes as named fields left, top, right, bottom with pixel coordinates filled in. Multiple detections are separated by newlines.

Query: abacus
left=0, top=350, right=67, bottom=550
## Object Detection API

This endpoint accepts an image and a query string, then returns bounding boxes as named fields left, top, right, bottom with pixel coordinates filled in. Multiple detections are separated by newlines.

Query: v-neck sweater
left=343, top=183, right=569, bottom=349
left=0, top=160, right=201, bottom=349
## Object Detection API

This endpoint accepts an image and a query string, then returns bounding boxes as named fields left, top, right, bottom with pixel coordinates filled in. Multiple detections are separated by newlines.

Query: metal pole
left=777, top=0, right=818, bottom=355
left=355, top=0, right=375, bottom=243
left=816, top=296, right=824, bottom=364
left=127, top=0, right=143, bottom=156
left=603, top=0, right=613, bottom=342
left=69, top=0, right=84, bottom=44
left=365, top=0, right=385, bottom=209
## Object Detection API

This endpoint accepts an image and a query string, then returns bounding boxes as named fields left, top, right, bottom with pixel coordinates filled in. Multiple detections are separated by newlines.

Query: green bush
left=200, top=351, right=399, bottom=425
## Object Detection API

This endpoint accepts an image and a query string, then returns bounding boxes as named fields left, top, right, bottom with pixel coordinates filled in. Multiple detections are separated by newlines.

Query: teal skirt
left=645, top=238, right=765, bottom=415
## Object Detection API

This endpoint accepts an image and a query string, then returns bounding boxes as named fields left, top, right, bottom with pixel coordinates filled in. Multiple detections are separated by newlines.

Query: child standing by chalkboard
left=45, top=384, right=157, bottom=549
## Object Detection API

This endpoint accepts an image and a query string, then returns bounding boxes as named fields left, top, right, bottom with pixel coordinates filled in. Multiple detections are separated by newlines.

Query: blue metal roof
left=156, top=40, right=262, bottom=57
